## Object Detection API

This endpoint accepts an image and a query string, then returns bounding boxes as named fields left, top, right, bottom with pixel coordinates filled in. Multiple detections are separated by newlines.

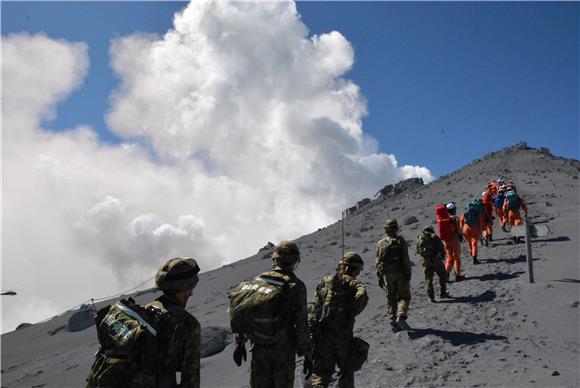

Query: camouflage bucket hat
left=341, top=251, right=364, bottom=270
left=156, top=257, right=200, bottom=291
left=384, top=218, right=399, bottom=232
left=272, top=240, right=300, bottom=264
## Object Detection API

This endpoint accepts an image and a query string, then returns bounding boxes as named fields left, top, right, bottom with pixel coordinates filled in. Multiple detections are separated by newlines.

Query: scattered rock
left=545, top=201, right=553, bottom=206
left=551, top=371, right=560, bottom=376
left=568, top=301, right=579, bottom=308
left=329, top=241, right=338, bottom=246
left=200, top=327, right=232, bottom=358
left=15, top=322, right=33, bottom=331
left=402, top=216, right=418, bottom=225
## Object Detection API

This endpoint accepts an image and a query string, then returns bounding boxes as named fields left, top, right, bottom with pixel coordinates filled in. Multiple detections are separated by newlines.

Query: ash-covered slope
left=2, top=143, right=579, bottom=387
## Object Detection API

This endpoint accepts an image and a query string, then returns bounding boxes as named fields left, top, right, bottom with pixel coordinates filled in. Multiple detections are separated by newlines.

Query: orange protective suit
left=460, top=212, right=484, bottom=257
left=444, top=216, right=462, bottom=277
left=503, top=195, right=528, bottom=226
left=482, top=192, right=494, bottom=239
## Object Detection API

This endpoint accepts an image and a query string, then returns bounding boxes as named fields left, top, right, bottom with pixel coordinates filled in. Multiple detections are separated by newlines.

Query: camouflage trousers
left=421, top=256, right=447, bottom=298
left=384, top=272, right=411, bottom=326
left=311, top=329, right=354, bottom=388
left=250, top=341, right=296, bottom=388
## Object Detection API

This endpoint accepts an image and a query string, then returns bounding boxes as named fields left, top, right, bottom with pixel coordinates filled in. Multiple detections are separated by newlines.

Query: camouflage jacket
left=146, top=294, right=200, bottom=388
left=375, top=234, right=411, bottom=278
left=308, top=273, right=368, bottom=334
left=254, top=266, right=310, bottom=357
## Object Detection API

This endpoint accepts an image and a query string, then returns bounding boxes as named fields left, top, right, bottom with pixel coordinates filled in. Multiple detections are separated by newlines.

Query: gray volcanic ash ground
left=2, top=143, right=579, bottom=387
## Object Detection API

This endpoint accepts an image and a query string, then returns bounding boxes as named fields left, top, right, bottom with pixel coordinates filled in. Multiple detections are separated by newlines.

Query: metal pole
left=341, top=210, right=345, bottom=258
left=524, top=213, right=535, bottom=283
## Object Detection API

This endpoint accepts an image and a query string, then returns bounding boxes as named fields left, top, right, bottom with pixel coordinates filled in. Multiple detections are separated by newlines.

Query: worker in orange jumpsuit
left=481, top=190, right=494, bottom=246
left=443, top=202, right=463, bottom=282
left=460, top=203, right=484, bottom=266
left=503, top=191, right=528, bottom=227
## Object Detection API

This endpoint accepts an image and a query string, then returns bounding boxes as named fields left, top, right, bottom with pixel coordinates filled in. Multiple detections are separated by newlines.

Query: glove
left=233, top=342, right=247, bottom=367
left=377, top=277, right=385, bottom=290
left=303, top=355, right=313, bottom=380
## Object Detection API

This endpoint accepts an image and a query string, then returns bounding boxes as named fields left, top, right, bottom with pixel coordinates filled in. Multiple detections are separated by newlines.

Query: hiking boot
left=390, top=324, right=401, bottom=333
left=396, top=316, right=411, bottom=331
left=489, top=235, right=493, bottom=242
left=455, top=274, right=463, bottom=282
left=428, top=292, right=435, bottom=302
left=484, top=236, right=489, bottom=247
left=440, top=291, right=451, bottom=299
left=473, top=255, right=480, bottom=265
left=501, top=224, right=508, bottom=233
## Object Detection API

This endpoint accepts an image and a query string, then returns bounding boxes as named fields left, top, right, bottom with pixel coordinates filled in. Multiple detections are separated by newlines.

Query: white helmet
left=446, top=202, right=456, bottom=211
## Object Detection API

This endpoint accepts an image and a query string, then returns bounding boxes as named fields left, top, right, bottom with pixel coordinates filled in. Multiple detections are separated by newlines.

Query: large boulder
left=201, top=327, right=233, bottom=358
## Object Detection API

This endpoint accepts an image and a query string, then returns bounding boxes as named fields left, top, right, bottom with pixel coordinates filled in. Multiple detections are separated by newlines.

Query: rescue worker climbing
left=481, top=189, right=495, bottom=246
left=309, top=252, right=369, bottom=388
left=416, top=226, right=450, bottom=302
left=376, top=218, right=412, bottom=332
left=443, top=202, right=463, bottom=282
left=460, top=199, right=484, bottom=267
left=503, top=189, right=528, bottom=228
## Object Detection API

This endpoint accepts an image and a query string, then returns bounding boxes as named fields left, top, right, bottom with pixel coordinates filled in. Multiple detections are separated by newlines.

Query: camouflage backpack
left=417, top=233, right=444, bottom=259
left=505, top=190, right=519, bottom=210
left=86, top=298, right=170, bottom=388
left=314, top=274, right=354, bottom=329
left=377, top=235, right=404, bottom=271
left=228, top=271, right=291, bottom=345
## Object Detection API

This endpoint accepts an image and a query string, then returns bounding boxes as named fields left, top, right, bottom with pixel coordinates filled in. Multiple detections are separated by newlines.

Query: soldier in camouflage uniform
left=416, top=226, right=451, bottom=302
left=85, top=257, right=201, bottom=388
left=234, top=240, right=311, bottom=388
left=308, top=252, right=368, bottom=388
left=376, top=218, right=412, bottom=332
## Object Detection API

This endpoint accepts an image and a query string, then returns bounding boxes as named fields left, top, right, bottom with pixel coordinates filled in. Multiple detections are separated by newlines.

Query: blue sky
left=2, top=1, right=578, bottom=176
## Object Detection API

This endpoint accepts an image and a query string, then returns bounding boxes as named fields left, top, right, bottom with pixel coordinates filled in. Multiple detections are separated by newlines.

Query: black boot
left=440, top=290, right=451, bottom=298
left=489, top=235, right=493, bottom=242
left=484, top=236, right=489, bottom=247
left=473, top=255, right=480, bottom=265
left=428, top=291, right=435, bottom=302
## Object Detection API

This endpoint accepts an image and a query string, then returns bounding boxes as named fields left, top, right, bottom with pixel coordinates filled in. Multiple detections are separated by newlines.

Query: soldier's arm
left=351, top=281, right=368, bottom=316
left=375, top=244, right=384, bottom=278
left=401, top=237, right=412, bottom=278
left=294, top=281, right=311, bottom=357
left=179, top=318, right=201, bottom=388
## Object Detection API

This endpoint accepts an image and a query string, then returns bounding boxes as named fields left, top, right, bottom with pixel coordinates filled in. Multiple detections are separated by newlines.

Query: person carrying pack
left=308, top=252, right=369, bottom=388
left=493, top=189, right=508, bottom=231
left=481, top=190, right=495, bottom=246
left=503, top=190, right=528, bottom=228
left=86, top=257, right=201, bottom=388
left=229, top=240, right=311, bottom=388
left=376, top=218, right=412, bottom=332
left=443, top=202, right=463, bottom=282
left=460, top=200, right=484, bottom=266
left=416, top=226, right=450, bottom=302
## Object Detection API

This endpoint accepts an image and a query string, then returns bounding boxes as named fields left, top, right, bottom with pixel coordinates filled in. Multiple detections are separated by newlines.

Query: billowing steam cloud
left=1, top=1, right=431, bottom=332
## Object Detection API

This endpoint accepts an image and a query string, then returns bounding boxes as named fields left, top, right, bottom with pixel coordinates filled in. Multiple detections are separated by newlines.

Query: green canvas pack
left=505, top=190, right=519, bottom=210
left=417, top=234, right=443, bottom=259
left=377, top=236, right=404, bottom=271
left=228, top=272, right=291, bottom=345
left=348, top=337, right=370, bottom=371
left=317, top=275, right=353, bottom=328
left=86, top=298, right=168, bottom=388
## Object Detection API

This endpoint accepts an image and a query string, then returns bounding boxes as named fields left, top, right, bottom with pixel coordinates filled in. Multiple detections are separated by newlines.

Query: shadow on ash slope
left=1, top=143, right=579, bottom=388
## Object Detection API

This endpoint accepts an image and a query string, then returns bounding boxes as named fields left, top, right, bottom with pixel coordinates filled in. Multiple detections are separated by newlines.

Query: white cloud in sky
left=1, top=1, right=432, bottom=332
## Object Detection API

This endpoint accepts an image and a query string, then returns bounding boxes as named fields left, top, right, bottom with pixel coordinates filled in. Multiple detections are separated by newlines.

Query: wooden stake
left=524, top=213, right=535, bottom=283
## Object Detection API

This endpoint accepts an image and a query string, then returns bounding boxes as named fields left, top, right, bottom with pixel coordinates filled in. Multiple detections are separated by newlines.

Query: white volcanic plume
left=1, top=1, right=431, bottom=332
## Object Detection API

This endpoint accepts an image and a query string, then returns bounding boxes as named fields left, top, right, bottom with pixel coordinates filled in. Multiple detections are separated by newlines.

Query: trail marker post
left=524, top=214, right=535, bottom=283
